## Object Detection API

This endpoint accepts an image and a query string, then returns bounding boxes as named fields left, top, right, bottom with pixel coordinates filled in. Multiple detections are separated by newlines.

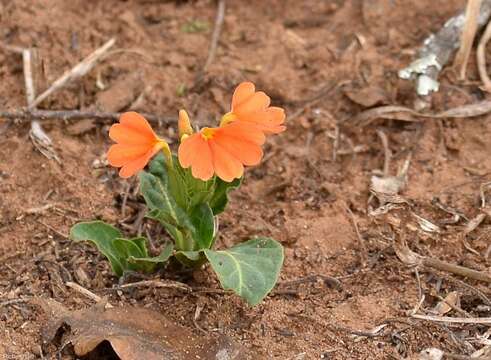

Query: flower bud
left=178, top=110, right=193, bottom=140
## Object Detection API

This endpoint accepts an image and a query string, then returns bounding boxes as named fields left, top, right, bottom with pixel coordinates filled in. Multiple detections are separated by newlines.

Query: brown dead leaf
left=433, top=291, right=460, bottom=316
left=34, top=298, right=249, bottom=360
left=353, top=101, right=491, bottom=126
left=344, top=85, right=387, bottom=107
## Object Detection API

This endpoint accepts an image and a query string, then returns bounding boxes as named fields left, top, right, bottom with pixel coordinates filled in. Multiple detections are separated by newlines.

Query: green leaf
left=189, top=203, right=215, bottom=249
left=175, top=249, right=205, bottom=268
left=209, top=178, right=241, bottom=215
left=176, top=250, right=201, bottom=262
left=139, top=171, right=179, bottom=222
left=128, top=242, right=174, bottom=272
left=112, top=237, right=148, bottom=272
left=204, top=237, right=284, bottom=306
left=70, top=221, right=125, bottom=276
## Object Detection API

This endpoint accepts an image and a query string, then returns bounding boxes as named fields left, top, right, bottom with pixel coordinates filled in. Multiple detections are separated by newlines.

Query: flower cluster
left=107, top=82, right=285, bottom=181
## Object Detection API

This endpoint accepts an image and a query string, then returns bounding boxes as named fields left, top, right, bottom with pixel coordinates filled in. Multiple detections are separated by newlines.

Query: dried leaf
left=412, top=213, right=441, bottom=233
left=464, top=213, right=487, bottom=235
left=343, top=85, right=387, bottom=107
left=433, top=291, right=460, bottom=315
left=34, top=298, right=248, bottom=359
left=393, top=239, right=422, bottom=267
left=354, top=101, right=491, bottom=126
left=29, top=120, right=60, bottom=163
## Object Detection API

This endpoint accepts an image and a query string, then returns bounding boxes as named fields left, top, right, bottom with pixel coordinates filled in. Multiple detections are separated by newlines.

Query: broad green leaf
left=204, top=237, right=284, bottom=306
left=209, top=178, right=241, bottom=215
left=129, top=242, right=174, bottom=272
left=176, top=250, right=201, bottom=261
left=130, top=237, right=149, bottom=257
left=112, top=238, right=147, bottom=272
left=175, top=250, right=206, bottom=268
left=189, top=203, right=215, bottom=249
left=70, top=221, right=125, bottom=276
left=139, top=172, right=179, bottom=222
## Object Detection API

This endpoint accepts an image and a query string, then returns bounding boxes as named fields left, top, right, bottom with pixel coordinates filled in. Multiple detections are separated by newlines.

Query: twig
left=376, top=129, right=391, bottom=177
left=394, top=236, right=491, bottom=283
left=103, top=279, right=192, bottom=293
left=344, top=205, right=368, bottom=266
left=442, top=274, right=491, bottom=306
left=0, top=298, right=31, bottom=307
left=422, top=257, right=491, bottom=283
left=0, top=108, right=173, bottom=124
left=454, top=0, right=482, bottom=79
left=478, top=19, right=491, bottom=91
left=22, top=48, right=36, bottom=106
left=399, top=0, right=491, bottom=95
left=411, top=314, right=491, bottom=324
left=29, top=38, right=115, bottom=109
left=65, top=281, right=114, bottom=308
left=202, top=0, right=226, bottom=73
left=25, top=203, right=55, bottom=215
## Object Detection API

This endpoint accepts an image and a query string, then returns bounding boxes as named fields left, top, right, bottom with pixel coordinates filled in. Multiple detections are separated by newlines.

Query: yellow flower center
left=220, top=112, right=237, bottom=127
left=201, top=127, right=216, bottom=140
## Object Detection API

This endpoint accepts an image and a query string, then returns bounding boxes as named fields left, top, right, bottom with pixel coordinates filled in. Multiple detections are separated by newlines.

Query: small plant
left=70, top=82, right=286, bottom=305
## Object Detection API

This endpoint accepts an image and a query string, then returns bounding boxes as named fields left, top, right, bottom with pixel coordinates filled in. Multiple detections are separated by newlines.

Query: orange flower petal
left=232, top=82, right=256, bottom=108
left=219, top=121, right=266, bottom=145
left=209, top=141, right=244, bottom=182
left=178, top=133, right=214, bottom=181
left=239, top=107, right=286, bottom=134
left=118, top=112, right=157, bottom=140
left=119, top=147, right=160, bottom=178
left=233, top=91, right=271, bottom=117
left=213, top=132, right=263, bottom=166
left=109, top=123, right=155, bottom=145
left=107, top=143, right=152, bottom=167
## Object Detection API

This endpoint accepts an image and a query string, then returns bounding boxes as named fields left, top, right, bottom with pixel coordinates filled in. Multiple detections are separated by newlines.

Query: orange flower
left=107, top=112, right=171, bottom=178
left=220, top=82, right=286, bottom=134
left=178, top=121, right=265, bottom=182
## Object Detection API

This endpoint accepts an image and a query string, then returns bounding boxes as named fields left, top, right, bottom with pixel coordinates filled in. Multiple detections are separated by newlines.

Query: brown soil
left=1, top=0, right=490, bottom=359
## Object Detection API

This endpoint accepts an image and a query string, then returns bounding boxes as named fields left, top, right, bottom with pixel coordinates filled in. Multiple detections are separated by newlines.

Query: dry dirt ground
left=1, top=0, right=491, bottom=359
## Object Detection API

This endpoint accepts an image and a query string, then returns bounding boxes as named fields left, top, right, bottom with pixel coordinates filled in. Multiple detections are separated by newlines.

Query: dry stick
left=477, top=18, right=491, bottom=91
left=399, top=0, right=491, bottom=95
left=0, top=108, right=173, bottom=124
left=376, top=129, right=391, bottom=177
left=345, top=205, right=368, bottom=266
left=22, top=48, right=36, bottom=106
left=422, top=257, right=491, bottom=283
left=65, top=281, right=114, bottom=308
left=21, top=47, right=60, bottom=162
left=411, top=314, right=491, bottom=324
left=105, top=279, right=192, bottom=293
left=29, top=38, right=115, bottom=109
left=202, top=0, right=226, bottom=73
left=454, top=0, right=482, bottom=79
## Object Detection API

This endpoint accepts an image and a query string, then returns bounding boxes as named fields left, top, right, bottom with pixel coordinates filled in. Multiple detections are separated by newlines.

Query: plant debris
left=34, top=298, right=247, bottom=359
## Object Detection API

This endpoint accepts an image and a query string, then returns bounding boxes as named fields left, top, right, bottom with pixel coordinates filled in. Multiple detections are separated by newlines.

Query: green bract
left=70, top=153, right=284, bottom=305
